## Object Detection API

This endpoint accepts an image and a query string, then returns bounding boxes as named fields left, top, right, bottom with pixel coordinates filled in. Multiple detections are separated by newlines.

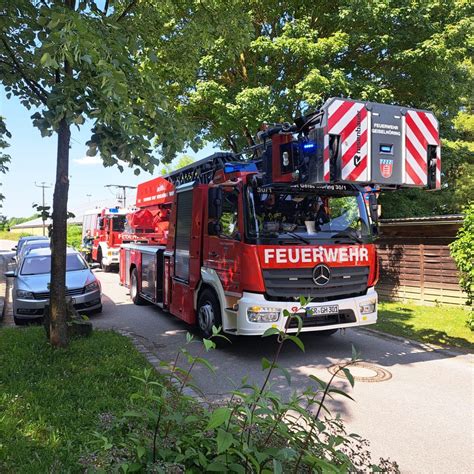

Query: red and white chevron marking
left=405, top=110, right=440, bottom=187
left=327, top=100, right=369, bottom=182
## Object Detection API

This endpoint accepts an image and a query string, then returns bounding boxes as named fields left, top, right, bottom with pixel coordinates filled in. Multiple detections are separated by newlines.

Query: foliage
left=88, top=306, right=398, bottom=472
left=377, top=302, right=474, bottom=349
left=0, top=214, right=41, bottom=232
left=0, top=117, right=11, bottom=208
left=160, top=154, right=196, bottom=175
left=0, top=230, right=30, bottom=241
left=0, top=327, right=162, bottom=472
left=67, top=223, right=82, bottom=249
left=450, top=204, right=474, bottom=306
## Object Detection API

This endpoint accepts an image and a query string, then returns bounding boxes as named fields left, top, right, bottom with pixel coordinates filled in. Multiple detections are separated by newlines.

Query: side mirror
left=208, top=221, right=222, bottom=236
left=4, top=271, right=16, bottom=278
left=368, top=194, right=379, bottom=223
left=208, top=187, right=223, bottom=220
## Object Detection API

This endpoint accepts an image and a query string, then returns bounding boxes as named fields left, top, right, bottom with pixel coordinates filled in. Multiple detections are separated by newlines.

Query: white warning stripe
left=340, top=115, right=368, bottom=158
left=328, top=102, right=364, bottom=136
left=323, top=134, right=330, bottom=177
left=405, top=170, right=415, bottom=185
left=410, top=111, right=438, bottom=145
left=425, top=112, right=439, bottom=134
left=406, top=150, right=427, bottom=182
left=342, top=141, right=368, bottom=180
left=406, top=125, right=428, bottom=164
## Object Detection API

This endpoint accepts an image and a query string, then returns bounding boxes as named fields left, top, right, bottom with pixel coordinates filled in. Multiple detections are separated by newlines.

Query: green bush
left=67, top=224, right=83, bottom=249
left=450, top=204, right=474, bottom=306
left=88, top=303, right=399, bottom=473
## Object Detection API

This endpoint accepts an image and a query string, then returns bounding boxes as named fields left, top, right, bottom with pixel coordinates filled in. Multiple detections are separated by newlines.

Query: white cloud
left=73, top=155, right=102, bottom=166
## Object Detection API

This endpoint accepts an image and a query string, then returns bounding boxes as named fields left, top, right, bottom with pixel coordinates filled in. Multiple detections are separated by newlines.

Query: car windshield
left=21, top=254, right=88, bottom=275
left=21, top=242, right=50, bottom=256
left=245, top=187, right=372, bottom=244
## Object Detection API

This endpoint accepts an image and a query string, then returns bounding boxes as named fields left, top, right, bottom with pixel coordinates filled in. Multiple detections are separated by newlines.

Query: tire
left=130, top=268, right=146, bottom=305
left=14, top=316, right=29, bottom=326
left=315, top=329, right=338, bottom=336
left=197, top=289, right=222, bottom=339
left=98, top=248, right=111, bottom=272
left=90, top=305, right=103, bottom=315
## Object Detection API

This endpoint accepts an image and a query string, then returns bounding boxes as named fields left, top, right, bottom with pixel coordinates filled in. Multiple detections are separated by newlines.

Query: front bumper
left=229, top=288, right=377, bottom=336
left=13, top=289, right=102, bottom=320
left=102, top=250, right=120, bottom=267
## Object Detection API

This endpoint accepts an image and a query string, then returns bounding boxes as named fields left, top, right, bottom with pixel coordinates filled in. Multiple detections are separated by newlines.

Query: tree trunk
left=49, top=117, right=70, bottom=348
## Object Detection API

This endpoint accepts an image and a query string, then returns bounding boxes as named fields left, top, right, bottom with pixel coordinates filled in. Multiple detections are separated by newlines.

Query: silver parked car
left=13, top=235, right=49, bottom=259
left=17, top=239, right=51, bottom=262
left=5, top=247, right=102, bottom=325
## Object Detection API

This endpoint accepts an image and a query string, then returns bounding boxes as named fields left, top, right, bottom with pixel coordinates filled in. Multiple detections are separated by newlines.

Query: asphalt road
left=90, top=269, right=474, bottom=473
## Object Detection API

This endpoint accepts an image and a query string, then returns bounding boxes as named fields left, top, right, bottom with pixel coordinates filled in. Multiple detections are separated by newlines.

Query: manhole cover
left=328, top=362, right=392, bottom=383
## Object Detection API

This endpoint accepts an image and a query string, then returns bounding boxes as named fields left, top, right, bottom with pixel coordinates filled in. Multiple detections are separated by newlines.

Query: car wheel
left=130, top=268, right=146, bottom=305
left=98, top=248, right=111, bottom=272
left=197, top=289, right=222, bottom=339
left=315, top=329, right=338, bottom=336
left=14, top=316, right=29, bottom=326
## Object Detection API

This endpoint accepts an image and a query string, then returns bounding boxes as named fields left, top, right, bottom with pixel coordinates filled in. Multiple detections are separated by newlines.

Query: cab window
left=220, top=191, right=240, bottom=240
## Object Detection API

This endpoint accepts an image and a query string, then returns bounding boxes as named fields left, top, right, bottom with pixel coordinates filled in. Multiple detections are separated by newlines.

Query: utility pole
left=35, top=182, right=52, bottom=236
left=104, top=184, right=136, bottom=208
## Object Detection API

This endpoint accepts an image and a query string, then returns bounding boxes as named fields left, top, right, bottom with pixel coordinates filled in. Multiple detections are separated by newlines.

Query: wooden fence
left=376, top=215, right=466, bottom=306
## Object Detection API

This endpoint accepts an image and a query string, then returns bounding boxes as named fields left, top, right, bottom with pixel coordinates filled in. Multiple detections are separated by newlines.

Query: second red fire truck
left=119, top=97, right=441, bottom=337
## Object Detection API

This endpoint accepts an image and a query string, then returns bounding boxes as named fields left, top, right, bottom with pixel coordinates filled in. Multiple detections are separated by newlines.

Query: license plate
left=307, top=305, right=339, bottom=316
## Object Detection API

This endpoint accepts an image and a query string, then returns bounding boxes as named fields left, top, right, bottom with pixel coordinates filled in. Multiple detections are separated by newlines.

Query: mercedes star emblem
left=312, top=264, right=331, bottom=286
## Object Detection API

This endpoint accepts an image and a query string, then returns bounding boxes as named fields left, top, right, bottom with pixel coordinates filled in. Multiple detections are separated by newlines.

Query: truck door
left=206, top=188, right=242, bottom=294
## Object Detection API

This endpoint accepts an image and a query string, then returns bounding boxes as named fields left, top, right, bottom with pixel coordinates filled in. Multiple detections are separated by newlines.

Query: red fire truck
left=82, top=207, right=128, bottom=271
left=119, top=98, right=440, bottom=337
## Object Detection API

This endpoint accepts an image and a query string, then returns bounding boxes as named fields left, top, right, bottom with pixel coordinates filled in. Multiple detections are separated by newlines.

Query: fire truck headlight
left=247, top=306, right=280, bottom=323
left=359, top=300, right=376, bottom=314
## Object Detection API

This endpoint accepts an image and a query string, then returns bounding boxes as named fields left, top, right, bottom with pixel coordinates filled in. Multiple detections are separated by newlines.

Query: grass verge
left=0, top=327, right=158, bottom=473
left=377, top=302, right=473, bottom=350
left=0, top=231, right=29, bottom=242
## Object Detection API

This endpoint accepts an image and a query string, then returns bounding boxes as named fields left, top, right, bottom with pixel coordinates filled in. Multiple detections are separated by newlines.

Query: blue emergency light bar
left=224, top=162, right=258, bottom=173
left=302, top=142, right=317, bottom=151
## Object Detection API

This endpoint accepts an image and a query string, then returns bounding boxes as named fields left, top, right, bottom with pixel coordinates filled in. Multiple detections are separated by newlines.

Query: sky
left=0, top=93, right=217, bottom=218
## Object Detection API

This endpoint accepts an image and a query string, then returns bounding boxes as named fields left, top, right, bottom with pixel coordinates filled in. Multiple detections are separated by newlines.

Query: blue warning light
left=302, top=142, right=317, bottom=152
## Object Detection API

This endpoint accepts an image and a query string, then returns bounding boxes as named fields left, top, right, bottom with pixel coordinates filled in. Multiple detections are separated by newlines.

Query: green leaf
left=261, top=357, right=273, bottom=370
left=328, top=388, right=355, bottom=401
left=287, top=335, right=305, bottom=352
left=207, top=407, right=231, bottom=430
left=342, top=368, right=355, bottom=388
left=273, top=459, right=283, bottom=474
left=40, top=52, right=51, bottom=66
left=195, top=356, right=216, bottom=373
left=203, top=338, right=216, bottom=351
left=262, top=327, right=280, bottom=338
left=278, top=366, right=292, bottom=386
left=351, top=344, right=360, bottom=361
left=309, top=374, right=327, bottom=390
left=136, top=445, right=145, bottom=459
left=299, top=296, right=308, bottom=307
left=216, top=428, right=234, bottom=453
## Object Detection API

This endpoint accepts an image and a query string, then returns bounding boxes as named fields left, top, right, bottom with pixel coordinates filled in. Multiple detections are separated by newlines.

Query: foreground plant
left=87, top=300, right=399, bottom=472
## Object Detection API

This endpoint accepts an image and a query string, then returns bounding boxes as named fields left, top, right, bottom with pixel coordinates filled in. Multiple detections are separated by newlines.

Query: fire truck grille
left=34, top=287, right=85, bottom=300
left=262, top=266, right=369, bottom=302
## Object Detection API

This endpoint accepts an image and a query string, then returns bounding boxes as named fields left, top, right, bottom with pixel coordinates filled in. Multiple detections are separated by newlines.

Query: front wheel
left=197, top=289, right=222, bottom=339
left=98, top=247, right=111, bottom=272
left=130, top=268, right=146, bottom=305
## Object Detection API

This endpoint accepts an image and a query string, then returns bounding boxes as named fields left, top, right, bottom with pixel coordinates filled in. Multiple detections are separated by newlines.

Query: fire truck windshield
left=245, top=187, right=372, bottom=245
left=112, top=215, right=126, bottom=232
